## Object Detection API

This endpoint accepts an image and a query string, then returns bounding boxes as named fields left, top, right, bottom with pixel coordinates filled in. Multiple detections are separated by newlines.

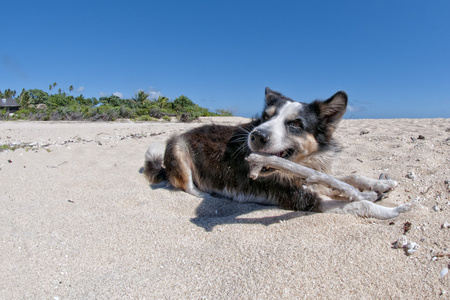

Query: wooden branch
left=246, top=153, right=378, bottom=202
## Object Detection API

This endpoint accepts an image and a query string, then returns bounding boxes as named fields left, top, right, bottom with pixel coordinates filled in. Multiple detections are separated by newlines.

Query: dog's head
left=248, top=87, right=347, bottom=168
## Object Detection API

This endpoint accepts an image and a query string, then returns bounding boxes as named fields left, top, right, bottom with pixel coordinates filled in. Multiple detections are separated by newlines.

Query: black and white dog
left=144, top=88, right=410, bottom=219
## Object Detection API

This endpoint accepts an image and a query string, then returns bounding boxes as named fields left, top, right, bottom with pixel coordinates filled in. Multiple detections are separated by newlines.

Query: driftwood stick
left=246, top=153, right=377, bottom=202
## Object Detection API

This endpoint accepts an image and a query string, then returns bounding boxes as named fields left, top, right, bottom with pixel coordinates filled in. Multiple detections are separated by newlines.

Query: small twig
left=47, top=161, right=68, bottom=168
left=421, top=186, right=433, bottom=195
left=433, top=253, right=450, bottom=258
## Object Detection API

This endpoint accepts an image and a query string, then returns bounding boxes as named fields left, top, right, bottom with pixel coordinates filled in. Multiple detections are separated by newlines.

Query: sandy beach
left=1, top=117, right=449, bottom=299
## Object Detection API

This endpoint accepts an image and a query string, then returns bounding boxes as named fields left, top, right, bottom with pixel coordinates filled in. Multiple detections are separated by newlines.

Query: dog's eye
left=262, top=114, right=269, bottom=121
left=288, top=119, right=303, bottom=128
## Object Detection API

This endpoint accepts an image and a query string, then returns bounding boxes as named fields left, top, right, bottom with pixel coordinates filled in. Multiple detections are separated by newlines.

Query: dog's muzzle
left=249, top=129, right=269, bottom=149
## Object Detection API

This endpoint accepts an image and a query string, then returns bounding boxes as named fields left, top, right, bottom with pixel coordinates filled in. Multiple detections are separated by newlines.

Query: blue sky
left=1, top=0, right=449, bottom=118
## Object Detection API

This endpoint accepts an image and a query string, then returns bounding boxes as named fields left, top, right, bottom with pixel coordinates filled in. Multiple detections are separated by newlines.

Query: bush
left=119, top=106, right=128, bottom=118
left=179, top=112, right=196, bottom=122
left=0, top=109, right=7, bottom=120
left=67, top=111, right=84, bottom=121
left=50, top=111, right=62, bottom=121
left=149, top=108, right=164, bottom=119
left=31, top=111, right=48, bottom=121
left=136, top=108, right=149, bottom=116
left=92, top=107, right=119, bottom=121
left=215, top=109, right=233, bottom=116
left=118, top=106, right=137, bottom=119
left=136, top=115, right=157, bottom=121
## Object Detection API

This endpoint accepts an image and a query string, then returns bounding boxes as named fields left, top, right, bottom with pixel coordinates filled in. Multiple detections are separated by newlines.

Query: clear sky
left=1, top=0, right=449, bottom=118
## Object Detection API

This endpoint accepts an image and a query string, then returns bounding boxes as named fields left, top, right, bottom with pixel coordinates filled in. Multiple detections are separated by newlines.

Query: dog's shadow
left=141, top=167, right=312, bottom=232
left=190, top=194, right=312, bottom=232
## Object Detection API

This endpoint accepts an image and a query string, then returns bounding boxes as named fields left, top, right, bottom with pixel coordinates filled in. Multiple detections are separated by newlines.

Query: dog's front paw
left=377, top=174, right=398, bottom=191
left=372, top=179, right=398, bottom=194
left=359, top=191, right=379, bottom=202
left=395, top=203, right=411, bottom=214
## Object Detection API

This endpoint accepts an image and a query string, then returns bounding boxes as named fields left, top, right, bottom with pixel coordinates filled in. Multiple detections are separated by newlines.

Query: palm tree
left=19, top=89, right=30, bottom=108
left=3, top=89, right=16, bottom=98
left=133, top=90, right=149, bottom=106
left=49, top=82, right=57, bottom=93
left=69, top=85, right=74, bottom=93
left=155, top=96, right=169, bottom=109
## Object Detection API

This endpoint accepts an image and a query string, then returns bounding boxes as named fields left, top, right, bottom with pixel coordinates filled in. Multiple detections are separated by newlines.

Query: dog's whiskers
left=230, top=128, right=252, bottom=159
left=231, top=143, right=249, bottom=159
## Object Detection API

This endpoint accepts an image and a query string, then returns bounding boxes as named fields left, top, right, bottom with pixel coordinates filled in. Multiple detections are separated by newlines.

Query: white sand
left=0, top=118, right=449, bottom=298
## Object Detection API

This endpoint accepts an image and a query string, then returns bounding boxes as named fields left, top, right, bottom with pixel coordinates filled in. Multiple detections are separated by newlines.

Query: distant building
left=0, top=98, right=20, bottom=113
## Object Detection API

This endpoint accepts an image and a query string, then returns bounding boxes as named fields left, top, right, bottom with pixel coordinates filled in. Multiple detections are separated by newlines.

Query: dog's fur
left=144, top=88, right=410, bottom=219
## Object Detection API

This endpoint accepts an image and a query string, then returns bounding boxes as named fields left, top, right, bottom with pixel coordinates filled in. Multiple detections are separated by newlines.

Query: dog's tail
left=143, top=142, right=167, bottom=183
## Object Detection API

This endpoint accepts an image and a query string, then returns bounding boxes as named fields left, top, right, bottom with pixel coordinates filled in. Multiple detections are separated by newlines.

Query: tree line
left=0, top=85, right=232, bottom=122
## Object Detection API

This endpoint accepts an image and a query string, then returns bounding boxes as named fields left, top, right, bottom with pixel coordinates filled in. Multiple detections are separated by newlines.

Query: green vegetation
left=0, top=85, right=232, bottom=122
left=0, top=144, right=20, bottom=151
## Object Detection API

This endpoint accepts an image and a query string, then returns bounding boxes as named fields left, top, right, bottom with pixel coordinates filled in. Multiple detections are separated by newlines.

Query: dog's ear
left=318, top=91, right=347, bottom=136
left=265, top=87, right=293, bottom=104
left=320, top=91, right=347, bottom=123
left=265, top=87, right=280, bottom=104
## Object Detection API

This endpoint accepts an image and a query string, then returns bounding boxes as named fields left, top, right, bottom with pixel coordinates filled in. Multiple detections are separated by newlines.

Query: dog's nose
left=250, top=130, right=270, bottom=148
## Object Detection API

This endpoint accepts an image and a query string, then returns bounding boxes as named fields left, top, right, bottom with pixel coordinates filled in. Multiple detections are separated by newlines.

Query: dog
left=144, top=88, right=410, bottom=219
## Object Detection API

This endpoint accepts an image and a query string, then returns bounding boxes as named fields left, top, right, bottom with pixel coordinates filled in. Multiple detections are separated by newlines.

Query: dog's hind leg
left=318, top=199, right=410, bottom=220
left=338, top=175, right=398, bottom=194
left=164, top=137, right=207, bottom=198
